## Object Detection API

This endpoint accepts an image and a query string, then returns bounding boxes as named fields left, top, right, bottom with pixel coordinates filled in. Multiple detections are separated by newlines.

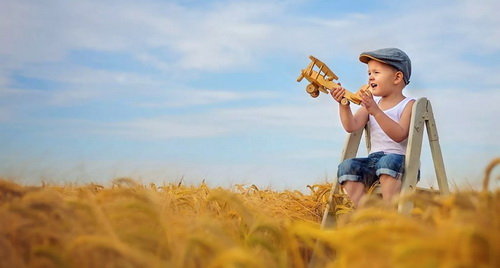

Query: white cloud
left=16, top=91, right=341, bottom=141
left=92, top=100, right=341, bottom=140
left=136, top=89, right=279, bottom=108
left=169, top=1, right=281, bottom=70
left=105, top=118, right=229, bottom=139
left=18, top=63, right=159, bottom=86
left=0, top=0, right=282, bottom=71
left=0, top=70, right=9, bottom=88
left=48, top=87, right=105, bottom=106
left=0, top=107, right=12, bottom=123
left=213, top=102, right=337, bottom=129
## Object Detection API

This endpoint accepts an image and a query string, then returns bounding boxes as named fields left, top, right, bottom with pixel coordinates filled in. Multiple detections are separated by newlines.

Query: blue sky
left=1, top=0, right=499, bottom=190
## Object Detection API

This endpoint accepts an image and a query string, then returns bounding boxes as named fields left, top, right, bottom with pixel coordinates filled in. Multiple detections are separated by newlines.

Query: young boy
left=330, top=48, right=414, bottom=207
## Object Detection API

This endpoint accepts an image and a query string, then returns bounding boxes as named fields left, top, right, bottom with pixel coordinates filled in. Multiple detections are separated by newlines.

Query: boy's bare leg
left=379, top=174, right=402, bottom=203
left=343, top=181, right=365, bottom=207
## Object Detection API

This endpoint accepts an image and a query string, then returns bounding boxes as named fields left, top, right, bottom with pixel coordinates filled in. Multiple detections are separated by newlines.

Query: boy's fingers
left=330, top=87, right=346, bottom=103
left=338, top=90, right=345, bottom=99
left=335, top=93, right=343, bottom=102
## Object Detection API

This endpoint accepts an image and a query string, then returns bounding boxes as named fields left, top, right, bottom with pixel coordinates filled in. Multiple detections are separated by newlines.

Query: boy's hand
left=360, top=90, right=382, bottom=116
left=330, top=84, right=347, bottom=105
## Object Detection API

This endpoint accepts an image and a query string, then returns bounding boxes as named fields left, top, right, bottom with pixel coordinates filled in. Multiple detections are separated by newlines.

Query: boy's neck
left=378, top=89, right=405, bottom=107
left=380, top=90, right=404, bottom=101
left=381, top=92, right=404, bottom=99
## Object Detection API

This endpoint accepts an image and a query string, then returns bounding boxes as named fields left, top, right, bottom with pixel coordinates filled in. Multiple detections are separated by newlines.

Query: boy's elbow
left=393, top=135, right=408, bottom=143
left=346, top=126, right=364, bottom=133
left=393, top=137, right=405, bottom=143
left=345, top=126, right=357, bottom=133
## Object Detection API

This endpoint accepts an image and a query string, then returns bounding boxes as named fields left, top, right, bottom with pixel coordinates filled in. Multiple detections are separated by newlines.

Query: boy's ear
left=393, top=71, right=404, bottom=84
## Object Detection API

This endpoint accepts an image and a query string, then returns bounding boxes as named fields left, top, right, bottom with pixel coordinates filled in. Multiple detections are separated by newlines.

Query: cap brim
left=359, top=54, right=387, bottom=64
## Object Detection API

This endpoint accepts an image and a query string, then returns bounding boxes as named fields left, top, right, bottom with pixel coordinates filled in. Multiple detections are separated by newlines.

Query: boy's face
left=367, top=60, right=401, bottom=96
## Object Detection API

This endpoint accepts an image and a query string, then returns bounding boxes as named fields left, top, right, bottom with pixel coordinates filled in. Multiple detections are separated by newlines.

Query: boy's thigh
left=338, top=154, right=382, bottom=186
left=375, top=153, right=405, bottom=179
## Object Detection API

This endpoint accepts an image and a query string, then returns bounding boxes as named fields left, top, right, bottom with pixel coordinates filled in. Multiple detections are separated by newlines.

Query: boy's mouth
left=370, top=83, right=378, bottom=89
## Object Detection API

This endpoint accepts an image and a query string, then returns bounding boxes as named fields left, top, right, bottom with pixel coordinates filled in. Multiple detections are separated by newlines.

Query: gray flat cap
left=359, top=48, right=411, bottom=85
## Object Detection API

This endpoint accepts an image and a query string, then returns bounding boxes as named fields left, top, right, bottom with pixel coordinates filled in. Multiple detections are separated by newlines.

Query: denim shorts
left=337, top=151, right=416, bottom=186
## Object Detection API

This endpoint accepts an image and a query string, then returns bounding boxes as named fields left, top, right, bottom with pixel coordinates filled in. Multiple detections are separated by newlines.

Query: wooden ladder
left=309, top=97, right=450, bottom=266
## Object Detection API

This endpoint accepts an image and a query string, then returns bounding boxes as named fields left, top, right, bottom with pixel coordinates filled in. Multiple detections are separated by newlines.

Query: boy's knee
left=379, top=174, right=397, bottom=182
left=375, top=154, right=404, bottom=178
left=337, top=158, right=363, bottom=184
left=337, top=159, right=356, bottom=177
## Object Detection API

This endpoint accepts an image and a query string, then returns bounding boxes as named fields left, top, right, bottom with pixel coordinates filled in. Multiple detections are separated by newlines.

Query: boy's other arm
left=331, top=87, right=369, bottom=133
left=359, top=90, right=415, bottom=142
left=339, top=105, right=369, bottom=133
left=372, top=100, right=415, bottom=142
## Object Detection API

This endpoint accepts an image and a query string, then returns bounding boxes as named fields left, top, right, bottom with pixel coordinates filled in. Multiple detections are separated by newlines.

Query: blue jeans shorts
left=337, top=151, right=418, bottom=186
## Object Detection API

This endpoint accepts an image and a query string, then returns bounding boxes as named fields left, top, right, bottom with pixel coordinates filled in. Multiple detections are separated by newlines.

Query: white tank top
left=368, top=97, right=415, bottom=155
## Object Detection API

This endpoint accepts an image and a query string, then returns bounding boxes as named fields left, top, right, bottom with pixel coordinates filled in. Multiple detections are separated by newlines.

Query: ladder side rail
left=320, top=127, right=364, bottom=229
left=341, top=128, right=364, bottom=160
left=311, top=128, right=365, bottom=268
left=364, top=124, right=371, bottom=153
left=424, top=101, right=450, bottom=195
left=398, top=98, right=427, bottom=214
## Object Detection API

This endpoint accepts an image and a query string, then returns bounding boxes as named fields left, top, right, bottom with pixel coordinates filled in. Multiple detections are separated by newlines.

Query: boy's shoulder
left=376, top=97, right=414, bottom=114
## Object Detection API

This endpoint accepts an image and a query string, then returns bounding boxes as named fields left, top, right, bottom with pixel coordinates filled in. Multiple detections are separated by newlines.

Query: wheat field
left=0, top=161, right=498, bottom=268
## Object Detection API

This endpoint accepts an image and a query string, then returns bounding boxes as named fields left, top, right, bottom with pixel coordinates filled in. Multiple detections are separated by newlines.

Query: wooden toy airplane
left=297, top=55, right=371, bottom=105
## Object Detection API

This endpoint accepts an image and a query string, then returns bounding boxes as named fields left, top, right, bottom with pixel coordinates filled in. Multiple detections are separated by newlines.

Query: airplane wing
left=308, top=56, right=338, bottom=81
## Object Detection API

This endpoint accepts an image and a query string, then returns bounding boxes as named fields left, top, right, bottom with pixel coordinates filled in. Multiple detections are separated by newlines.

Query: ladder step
left=370, top=186, right=441, bottom=195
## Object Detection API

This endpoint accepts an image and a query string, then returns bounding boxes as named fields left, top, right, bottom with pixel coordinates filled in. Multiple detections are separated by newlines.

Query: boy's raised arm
left=331, top=87, right=369, bottom=133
